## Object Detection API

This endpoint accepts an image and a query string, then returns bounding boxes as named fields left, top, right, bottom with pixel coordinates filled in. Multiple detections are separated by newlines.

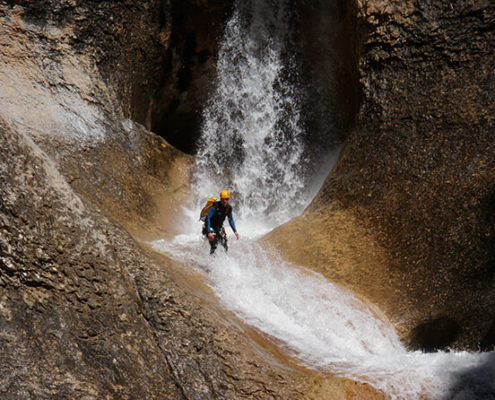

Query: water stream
left=152, top=1, right=495, bottom=398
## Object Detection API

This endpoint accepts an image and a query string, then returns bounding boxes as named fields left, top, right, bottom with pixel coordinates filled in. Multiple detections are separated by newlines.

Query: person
left=203, top=190, right=239, bottom=254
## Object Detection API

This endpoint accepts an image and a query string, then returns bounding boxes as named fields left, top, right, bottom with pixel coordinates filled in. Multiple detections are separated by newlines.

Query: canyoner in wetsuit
left=203, top=190, right=239, bottom=254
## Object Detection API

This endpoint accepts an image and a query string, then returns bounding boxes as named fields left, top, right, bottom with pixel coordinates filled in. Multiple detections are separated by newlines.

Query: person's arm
left=206, top=206, right=216, bottom=233
left=227, top=208, right=239, bottom=239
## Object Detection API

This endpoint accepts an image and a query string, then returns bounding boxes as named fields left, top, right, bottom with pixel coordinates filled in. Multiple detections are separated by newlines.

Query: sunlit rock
left=270, top=0, right=495, bottom=352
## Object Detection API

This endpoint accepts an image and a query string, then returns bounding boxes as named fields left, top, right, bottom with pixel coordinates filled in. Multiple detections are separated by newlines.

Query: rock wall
left=1, top=116, right=327, bottom=399
left=294, top=0, right=358, bottom=159
left=270, top=0, right=495, bottom=351
left=3, top=0, right=170, bottom=126
left=2, top=0, right=233, bottom=154
left=0, top=119, right=181, bottom=399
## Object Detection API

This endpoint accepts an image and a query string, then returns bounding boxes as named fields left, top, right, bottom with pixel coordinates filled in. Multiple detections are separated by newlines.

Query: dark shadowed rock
left=409, top=317, right=461, bottom=352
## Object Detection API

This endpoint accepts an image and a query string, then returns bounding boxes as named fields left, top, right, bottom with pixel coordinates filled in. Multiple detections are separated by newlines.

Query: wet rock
left=0, top=120, right=181, bottom=399
left=293, top=0, right=358, bottom=160
left=272, top=0, right=495, bottom=350
left=409, top=316, right=461, bottom=352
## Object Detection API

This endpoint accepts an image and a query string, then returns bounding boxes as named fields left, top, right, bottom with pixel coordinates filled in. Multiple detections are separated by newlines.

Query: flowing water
left=191, top=0, right=306, bottom=233
left=152, top=1, right=495, bottom=398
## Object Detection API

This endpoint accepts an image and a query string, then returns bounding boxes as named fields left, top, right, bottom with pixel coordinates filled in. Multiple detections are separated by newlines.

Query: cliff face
left=270, top=0, right=495, bottom=350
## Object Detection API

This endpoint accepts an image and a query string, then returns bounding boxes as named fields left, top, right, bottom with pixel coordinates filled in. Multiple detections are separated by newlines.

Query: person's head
left=220, top=190, right=230, bottom=206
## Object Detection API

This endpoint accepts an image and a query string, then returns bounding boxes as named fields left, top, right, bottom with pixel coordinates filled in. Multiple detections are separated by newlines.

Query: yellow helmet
left=220, top=190, right=230, bottom=199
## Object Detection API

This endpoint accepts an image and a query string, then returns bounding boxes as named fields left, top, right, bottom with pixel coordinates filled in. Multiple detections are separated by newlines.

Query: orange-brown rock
left=270, top=0, right=495, bottom=351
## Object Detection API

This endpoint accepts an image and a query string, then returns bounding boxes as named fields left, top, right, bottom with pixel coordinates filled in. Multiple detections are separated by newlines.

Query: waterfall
left=192, top=0, right=307, bottom=232
left=152, top=1, right=495, bottom=399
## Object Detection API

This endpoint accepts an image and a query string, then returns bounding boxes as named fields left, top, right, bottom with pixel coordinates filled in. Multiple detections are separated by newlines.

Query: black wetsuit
left=203, top=201, right=237, bottom=254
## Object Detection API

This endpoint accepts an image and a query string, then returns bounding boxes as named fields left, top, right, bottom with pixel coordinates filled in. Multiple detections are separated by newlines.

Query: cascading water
left=152, top=238, right=495, bottom=399
left=191, top=0, right=307, bottom=233
left=152, top=1, right=495, bottom=399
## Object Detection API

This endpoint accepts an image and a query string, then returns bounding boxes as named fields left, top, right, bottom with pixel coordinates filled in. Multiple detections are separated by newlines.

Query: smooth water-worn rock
left=271, top=0, right=495, bottom=350
left=0, top=118, right=181, bottom=399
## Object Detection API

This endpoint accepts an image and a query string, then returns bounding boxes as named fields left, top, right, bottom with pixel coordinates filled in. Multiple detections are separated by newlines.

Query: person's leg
left=221, top=228, right=228, bottom=252
left=210, top=234, right=218, bottom=254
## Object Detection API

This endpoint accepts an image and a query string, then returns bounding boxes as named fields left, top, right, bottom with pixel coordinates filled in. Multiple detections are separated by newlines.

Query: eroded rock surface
left=0, top=119, right=182, bottom=399
left=271, top=0, right=495, bottom=350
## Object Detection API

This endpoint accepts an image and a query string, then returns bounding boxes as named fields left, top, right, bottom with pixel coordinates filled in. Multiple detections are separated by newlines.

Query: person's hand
left=235, top=232, right=239, bottom=240
left=208, top=233, right=214, bottom=242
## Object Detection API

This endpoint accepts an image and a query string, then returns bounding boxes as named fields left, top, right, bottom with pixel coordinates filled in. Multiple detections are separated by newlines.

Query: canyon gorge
left=0, top=0, right=494, bottom=399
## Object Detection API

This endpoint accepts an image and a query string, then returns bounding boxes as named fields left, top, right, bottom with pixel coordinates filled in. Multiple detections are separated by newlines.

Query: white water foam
left=151, top=235, right=495, bottom=400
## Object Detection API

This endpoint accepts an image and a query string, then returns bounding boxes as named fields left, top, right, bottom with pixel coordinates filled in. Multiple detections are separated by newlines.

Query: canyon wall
left=2, top=0, right=494, bottom=398
left=270, top=0, right=495, bottom=351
